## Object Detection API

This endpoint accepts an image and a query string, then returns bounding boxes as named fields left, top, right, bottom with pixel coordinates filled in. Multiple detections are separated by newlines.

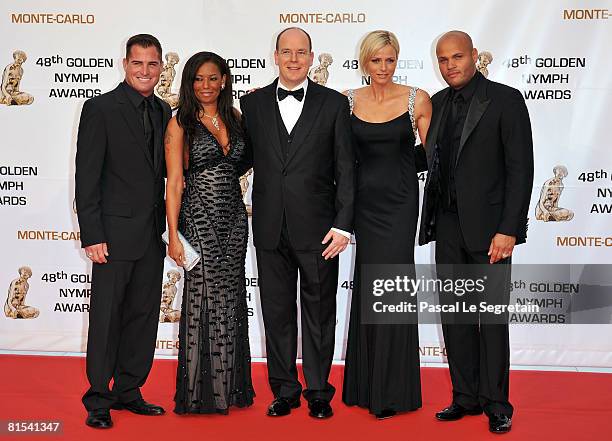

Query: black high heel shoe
left=375, top=409, right=397, bottom=420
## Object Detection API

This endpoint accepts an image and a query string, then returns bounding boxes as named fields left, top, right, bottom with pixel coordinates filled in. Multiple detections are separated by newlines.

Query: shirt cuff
left=331, top=227, right=351, bottom=239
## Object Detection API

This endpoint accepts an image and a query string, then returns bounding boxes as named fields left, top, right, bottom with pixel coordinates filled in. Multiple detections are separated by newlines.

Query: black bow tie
left=277, top=87, right=304, bottom=102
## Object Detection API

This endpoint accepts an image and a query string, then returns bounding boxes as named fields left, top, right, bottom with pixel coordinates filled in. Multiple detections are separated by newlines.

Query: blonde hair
left=359, top=30, right=400, bottom=76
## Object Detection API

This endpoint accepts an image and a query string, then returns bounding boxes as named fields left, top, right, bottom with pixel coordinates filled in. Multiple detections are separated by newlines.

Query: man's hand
left=84, top=243, right=109, bottom=264
left=488, top=233, right=516, bottom=264
left=321, top=229, right=349, bottom=260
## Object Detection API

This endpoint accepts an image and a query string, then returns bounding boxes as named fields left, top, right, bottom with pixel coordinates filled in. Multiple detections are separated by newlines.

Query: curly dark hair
left=176, top=51, right=242, bottom=147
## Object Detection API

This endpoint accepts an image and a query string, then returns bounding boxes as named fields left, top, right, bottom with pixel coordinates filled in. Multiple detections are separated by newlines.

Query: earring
left=221, top=84, right=225, bottom=90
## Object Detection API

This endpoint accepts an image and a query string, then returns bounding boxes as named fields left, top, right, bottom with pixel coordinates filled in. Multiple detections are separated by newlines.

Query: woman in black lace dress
left=165, top=52, right=254, bottom=414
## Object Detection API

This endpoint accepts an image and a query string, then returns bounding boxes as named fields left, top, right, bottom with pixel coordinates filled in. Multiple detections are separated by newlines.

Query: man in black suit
left=419, top=31, right=533, bottom=434
left=75, top=34, right=171, bottom=429
left=240, top=27, right=354, bottom=419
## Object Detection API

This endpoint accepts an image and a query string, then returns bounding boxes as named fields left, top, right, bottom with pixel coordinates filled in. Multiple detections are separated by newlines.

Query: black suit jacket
left=75, top=84, right=171, bottom=260
left=419, top=74, right=534, bottom=251
left=240, top=78, right=355, bottom=251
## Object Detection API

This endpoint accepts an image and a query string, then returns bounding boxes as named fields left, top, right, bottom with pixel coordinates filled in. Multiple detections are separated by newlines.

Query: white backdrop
left=1, top=0, right=611, bottom=367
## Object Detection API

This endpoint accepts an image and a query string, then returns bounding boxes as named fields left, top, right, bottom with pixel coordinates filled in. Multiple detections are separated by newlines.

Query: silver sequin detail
left=409, top=86, right=418, bottom=138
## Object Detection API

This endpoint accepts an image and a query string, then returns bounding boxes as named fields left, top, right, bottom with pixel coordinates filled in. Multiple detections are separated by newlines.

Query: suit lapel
left=425, top=88, right=450, bottom=165
left=115, top=85, right=154, bottom=170
left=256, top=80, right=284, bottom=163
left=456, top=78, right=491, bottom=165
left=154, top=96, right=170, bottom=172
left=284, top=79, right=325, bottom=167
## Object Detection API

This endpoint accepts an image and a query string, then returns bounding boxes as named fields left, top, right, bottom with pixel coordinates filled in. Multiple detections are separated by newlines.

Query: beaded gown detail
left=342, top=88, right=422, bottom=414
left=174, top=121, right=254, bottom=414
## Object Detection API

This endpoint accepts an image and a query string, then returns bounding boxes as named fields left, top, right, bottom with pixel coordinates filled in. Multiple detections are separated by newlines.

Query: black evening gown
left=174, top=121, right=254, bottom=414
left=342, top=89, right=422, bottom=414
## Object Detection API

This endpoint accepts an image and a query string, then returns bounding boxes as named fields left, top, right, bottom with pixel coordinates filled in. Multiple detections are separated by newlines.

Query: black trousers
left=255, top=219, right=338, bottom=402
left=435, top=210, right=513, bottom=417
left=82, top=229, right=164, bottom=411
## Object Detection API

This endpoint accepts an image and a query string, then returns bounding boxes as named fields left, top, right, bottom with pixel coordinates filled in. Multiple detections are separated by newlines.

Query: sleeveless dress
left=174, top=121, right=254, bottom=414
left=342, top=88, right=422, bottom=414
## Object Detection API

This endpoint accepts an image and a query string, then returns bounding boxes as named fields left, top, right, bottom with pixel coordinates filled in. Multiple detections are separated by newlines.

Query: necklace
left=201, top=111, right=220, bottom=131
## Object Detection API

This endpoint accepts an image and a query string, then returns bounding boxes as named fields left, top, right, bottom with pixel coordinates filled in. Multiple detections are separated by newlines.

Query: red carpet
left=0, top=355, right=609, bottom=440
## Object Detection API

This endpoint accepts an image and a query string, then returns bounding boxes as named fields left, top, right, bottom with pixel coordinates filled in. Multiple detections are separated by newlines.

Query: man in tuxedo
left=419, top=31, right=533, bottom=434
left=75, top=34, right=171, bottom=429
left=240, top=27, right=354, bottom=419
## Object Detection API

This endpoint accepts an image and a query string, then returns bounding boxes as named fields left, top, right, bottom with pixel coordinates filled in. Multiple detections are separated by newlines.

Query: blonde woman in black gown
left=342, top=30, right=432, bottom=419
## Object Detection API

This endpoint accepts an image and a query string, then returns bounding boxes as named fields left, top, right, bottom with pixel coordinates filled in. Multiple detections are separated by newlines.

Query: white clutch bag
left=161, top=230, right=201, bottom=271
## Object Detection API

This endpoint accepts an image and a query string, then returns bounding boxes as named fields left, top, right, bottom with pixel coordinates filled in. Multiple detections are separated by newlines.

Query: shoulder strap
left=347, top=89, right=354, bottom=115
left=409, top=86, right=418, bottom=138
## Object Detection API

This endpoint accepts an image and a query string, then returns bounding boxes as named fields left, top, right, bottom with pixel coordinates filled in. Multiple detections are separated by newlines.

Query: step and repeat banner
left=1, top=0, right=611, bottom=367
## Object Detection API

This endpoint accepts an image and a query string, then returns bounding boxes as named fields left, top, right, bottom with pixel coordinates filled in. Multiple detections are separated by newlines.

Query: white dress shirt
left=276, top=78, right=351, bottom=240
left=276, top=78, right=308, bottom=133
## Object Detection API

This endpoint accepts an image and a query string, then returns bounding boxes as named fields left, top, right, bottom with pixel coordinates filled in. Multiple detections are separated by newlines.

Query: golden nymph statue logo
left=477, top=51, right=493, bottom=78
left=0, top=50, right=34, bottom=106
left=536, top=165, right=574, bottom=222
left=156, top=52, right=180, bottom=109
left=5, top=266, right=39, bottom=319
left=309, top=53, right=333, bottom=86
left=240, top=168, right=253, bottom=216
left=160, top=270, right=181, bottom=323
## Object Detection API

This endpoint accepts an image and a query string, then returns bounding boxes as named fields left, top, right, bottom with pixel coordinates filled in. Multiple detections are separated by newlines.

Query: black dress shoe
left=308, top=399, right=333, bottom=419
left=86, top=409, right=113, bottom=429
left=267, top=397, right=300, bottom=417
left=489, top=413, right=512, bottom=434
left=435, top=403, right=483, bottom=421
left=111, top=399, right=165, bottom=416
left=375, top=409, right=397, bottom=420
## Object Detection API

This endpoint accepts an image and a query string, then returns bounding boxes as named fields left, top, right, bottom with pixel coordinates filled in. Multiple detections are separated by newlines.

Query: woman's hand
left=168, top=237, right=186, bottom=267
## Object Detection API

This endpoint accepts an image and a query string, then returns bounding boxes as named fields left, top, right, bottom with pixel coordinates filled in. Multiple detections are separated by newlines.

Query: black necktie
left=451, top=92, right=464, bottom=125
left=142, top=98, right=154, bottom=160
left=277, top=87, right=304, bottom=102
